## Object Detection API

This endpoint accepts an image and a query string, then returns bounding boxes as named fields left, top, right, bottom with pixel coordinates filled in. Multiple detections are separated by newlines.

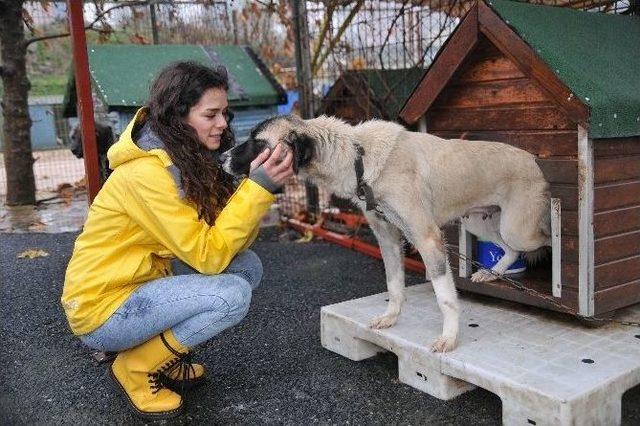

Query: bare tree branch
left=377, top=0, right=410, bottom=71
left=24, top=0, right=150, bottom=47
left=310, top=2, right=336, bottom=73
left=411, top=0, right=459, bottom=69
left=313, top=0, right=364, bottom=76
left=253, top=0, right=273, bottom=8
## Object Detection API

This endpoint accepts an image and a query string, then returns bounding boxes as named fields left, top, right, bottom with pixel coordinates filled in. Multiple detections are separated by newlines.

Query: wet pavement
left=2, top=200, right=640, bottom=425
left=0, top=190, right=88, bottom=234
left=0, top=189, right=281, bottom=234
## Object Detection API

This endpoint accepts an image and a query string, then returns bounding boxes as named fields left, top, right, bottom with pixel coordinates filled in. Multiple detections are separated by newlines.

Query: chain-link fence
left=279, top=0, right=636, bottom=222
left=1, top=0, right=295, bottom=197
left=1, top=0, right=635, bottom=202
left=279, top=0, right=467, bottom=222
left=0, top=95, right=81, bottom=194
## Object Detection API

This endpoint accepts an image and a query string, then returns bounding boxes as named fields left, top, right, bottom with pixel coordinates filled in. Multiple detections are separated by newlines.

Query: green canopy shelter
left=63, top=44, right=286, bottom=141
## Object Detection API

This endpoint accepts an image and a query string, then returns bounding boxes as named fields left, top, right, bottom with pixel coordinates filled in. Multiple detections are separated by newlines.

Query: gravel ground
left=2, top=228, right=639, bottom=425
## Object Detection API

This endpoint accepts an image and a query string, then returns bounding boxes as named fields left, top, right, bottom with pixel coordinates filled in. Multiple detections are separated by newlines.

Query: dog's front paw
left=369, top=314, right=398, bottom=329
left=471, top=269, right=498, bottom=283
left=431, top=335, right=457, bottom=353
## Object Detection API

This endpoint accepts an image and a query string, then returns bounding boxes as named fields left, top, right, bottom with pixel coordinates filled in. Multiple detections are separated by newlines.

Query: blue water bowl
left=477, top=240, right=526, bottom=274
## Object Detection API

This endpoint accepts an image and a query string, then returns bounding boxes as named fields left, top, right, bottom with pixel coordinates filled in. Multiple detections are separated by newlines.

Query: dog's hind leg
left=364, top=212, right=405, bottom=329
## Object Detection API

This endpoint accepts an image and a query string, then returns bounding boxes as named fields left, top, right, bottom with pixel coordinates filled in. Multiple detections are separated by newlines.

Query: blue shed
left=0, top=95, right=68, bottom=151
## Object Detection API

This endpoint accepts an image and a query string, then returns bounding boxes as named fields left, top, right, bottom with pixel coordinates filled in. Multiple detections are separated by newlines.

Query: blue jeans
left=79, top=250, right=262, bottom=352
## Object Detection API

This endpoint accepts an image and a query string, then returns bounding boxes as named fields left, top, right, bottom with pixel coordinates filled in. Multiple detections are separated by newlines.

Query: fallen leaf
left=539, top=150, right=552, bottom=159
left=57, top=183, right=73, bottom=192
left=18, top=249, right=50, bottom=259
left=59, top=186, right=75, bottom=206
left=28, top=221, right=47, bottom=231
left=295, top=230, right=314, bottom=243
left=74, top=176, right=87, bottom=189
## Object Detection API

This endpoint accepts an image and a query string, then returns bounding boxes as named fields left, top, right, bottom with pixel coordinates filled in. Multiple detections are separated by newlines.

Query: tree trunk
left=0, top=0, right=36, bottom=205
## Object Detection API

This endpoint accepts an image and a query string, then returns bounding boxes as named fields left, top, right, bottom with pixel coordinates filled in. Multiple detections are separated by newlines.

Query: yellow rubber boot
left=110, top=332, right=185, bottom=419
left=157, top=331, right=206, bottom=391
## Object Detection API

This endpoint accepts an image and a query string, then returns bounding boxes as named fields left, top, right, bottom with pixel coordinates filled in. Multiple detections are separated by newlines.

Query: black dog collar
left=353, top=143, right=379, bottom=212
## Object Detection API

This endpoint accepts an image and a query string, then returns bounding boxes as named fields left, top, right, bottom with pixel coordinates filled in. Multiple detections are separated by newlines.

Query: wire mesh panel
left=3, top=0, right=635, bottom=203
left=290, top=0, right=635, bottom=222
left=297, top=0, right=466, bottom=220
left=32, top=149, right=86, bottom=192
left=279, top=177, right=333, bottom=220
left=0, top=95, right=80, bottom=196
left=6, top=1, right=296, bottom=199
left=0, top=150, right=85, bottom=196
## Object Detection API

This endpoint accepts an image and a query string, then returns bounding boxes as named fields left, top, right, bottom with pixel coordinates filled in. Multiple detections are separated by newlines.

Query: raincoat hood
left=107, top=108, right=187, bottom=197
left=108, top=108, right=173, bottom=170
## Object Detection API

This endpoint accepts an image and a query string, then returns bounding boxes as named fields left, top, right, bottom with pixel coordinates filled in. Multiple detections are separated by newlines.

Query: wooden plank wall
left=424, top=36, right=580, bottom=311
left=593, top=137, right=640, bottom=314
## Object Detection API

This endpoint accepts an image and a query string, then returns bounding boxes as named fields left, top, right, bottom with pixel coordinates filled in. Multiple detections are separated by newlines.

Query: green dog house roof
left=63, top=44, right=286, bottom=117
left=400, top=0, right=640, bottom=139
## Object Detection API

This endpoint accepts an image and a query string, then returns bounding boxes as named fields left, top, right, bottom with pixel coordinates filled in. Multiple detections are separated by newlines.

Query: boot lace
left=147, top=371, right=165, bottom=394
left=146, top=333, right=198, bottom=394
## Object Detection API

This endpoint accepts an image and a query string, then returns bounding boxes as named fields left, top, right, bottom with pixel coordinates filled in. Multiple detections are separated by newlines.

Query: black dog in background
left=68, top=120, right=115, bottom=183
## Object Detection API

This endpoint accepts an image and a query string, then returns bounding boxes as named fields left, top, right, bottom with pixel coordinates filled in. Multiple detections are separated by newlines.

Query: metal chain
left=444, top=244, right=640, bottom=328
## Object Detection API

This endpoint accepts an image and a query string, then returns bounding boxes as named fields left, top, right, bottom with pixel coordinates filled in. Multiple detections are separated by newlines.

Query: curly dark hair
left=146, top=61, right=236, bottom=225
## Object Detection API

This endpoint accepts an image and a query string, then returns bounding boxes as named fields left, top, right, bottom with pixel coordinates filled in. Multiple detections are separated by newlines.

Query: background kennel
left=62, top=44, right=287, bottom=143
left=399, top=0, right=640, bottom=318
left=318, top=68, right=425, bottom=124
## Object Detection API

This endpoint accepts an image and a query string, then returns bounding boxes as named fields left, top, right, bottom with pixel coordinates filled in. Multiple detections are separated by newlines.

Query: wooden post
left=67, top=0, right=101, bottom=203
left=149, top=0, right=159, bottom=45
left=458, top=222, right=473, bottom=279
left=291, top=0, right=319, bottom=218
left=551, top=197, right=562, bottom=298
left=291, top=0, right=314, bottom=119
left=577, top=125, right=594, bottom=316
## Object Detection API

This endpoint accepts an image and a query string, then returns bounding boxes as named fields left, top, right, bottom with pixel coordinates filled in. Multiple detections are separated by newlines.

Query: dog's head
left=219, top=115, right=315, bottom=177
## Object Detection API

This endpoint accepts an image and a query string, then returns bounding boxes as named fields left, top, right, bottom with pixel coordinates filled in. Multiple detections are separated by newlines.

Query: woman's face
left=185, top=87, right=229, bottom=150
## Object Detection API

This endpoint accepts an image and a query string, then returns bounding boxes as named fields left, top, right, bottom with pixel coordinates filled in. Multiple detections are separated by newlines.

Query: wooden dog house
left=318, top=68, right=424, bottom=124
left=399, top=0, right=640, bottom=318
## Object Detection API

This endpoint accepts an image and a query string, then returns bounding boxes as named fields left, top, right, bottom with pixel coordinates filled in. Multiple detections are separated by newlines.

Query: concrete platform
left=321, top=284, right=640, bottom=426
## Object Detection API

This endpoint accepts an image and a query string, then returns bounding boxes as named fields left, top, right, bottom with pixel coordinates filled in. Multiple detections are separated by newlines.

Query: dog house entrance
left=457, top=198, right=562, bottom=300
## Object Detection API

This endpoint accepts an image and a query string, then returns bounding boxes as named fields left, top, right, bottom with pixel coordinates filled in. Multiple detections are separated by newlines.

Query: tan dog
left=220, top=115, right=551, bottom=352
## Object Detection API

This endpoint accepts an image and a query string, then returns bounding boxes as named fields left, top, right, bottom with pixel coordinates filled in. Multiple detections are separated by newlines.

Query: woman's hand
left=250, top=144, right=294, bottom=185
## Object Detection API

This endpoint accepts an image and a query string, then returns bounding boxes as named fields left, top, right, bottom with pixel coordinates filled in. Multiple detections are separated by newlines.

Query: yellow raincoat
left=61, top=109, right=275, bottom=335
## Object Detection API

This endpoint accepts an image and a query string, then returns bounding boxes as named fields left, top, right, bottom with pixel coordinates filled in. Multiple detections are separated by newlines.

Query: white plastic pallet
left=321, top=283, right=640, bottom=426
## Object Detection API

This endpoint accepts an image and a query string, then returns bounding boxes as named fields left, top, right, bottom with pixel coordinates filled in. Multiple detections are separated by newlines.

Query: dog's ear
left=287, top=131, right=315, bottom=174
